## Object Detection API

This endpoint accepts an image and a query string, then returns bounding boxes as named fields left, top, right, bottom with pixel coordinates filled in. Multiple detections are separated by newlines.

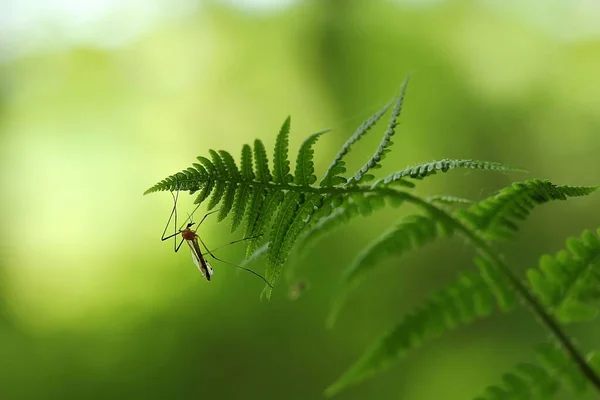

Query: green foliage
left=457, top=180, right=599, bottom=240
left=325, top=271, right=497, bottom=397
left=426, top=195, right=473, bottom=206
left=273, top=116, right=293, bottom=185
left=346, top=75, right=410, bottom=185
left=527, top=227, right=600, bottom=323
left=325, top=182, right=598, bottom=395
left=372, top=159, right=524, bottom=187
left=294, top=129, right=330, bottom=186
left=146, top=76, right=430, bottom=293
left=145, top=76, right=600, bottom=398
left=474, top=344, right=599, bottom=400
left=328, top=214, right=455, bottom=327
left=319, top=102, right=392, bottom=187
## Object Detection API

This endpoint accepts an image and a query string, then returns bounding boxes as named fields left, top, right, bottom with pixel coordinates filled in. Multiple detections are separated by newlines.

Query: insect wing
left=186, top=239, right=214, bottom=280
left=205, top=261, right=214, bottom=277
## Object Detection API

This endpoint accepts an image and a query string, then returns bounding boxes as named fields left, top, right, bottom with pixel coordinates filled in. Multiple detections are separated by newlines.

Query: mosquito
left=160, top=187, right=272, bottom=288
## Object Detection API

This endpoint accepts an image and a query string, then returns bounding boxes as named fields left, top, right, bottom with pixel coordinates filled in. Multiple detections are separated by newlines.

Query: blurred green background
left=1, top=1, right=599, bottom=399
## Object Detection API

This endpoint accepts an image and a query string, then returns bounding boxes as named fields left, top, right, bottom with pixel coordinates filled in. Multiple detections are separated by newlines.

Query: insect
left=160, top=187, right=272, bottom=287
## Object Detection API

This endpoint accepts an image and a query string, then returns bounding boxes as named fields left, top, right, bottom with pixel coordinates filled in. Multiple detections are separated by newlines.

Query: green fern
left=328, top=214, right=455, bottom=327
left=145, top=75, right=518, bottom=296
left=474, top=345, right=599, bottom=400
left=319, top=102, right=392, bottom=187
left=145, top=76, right=600, bottom=399
left=426, top=195, right=473, bottom=206
left=325, top=271, right=497, bottom=397
left=372, top=159, right=524, bottom=187
left=346, top=75, right=410, bottom=185
left=273, top=116, right=293, bottom=185
left=457, top=180, right=599, bottom=240
left=325, top=224, right=600, bottom=397
left=328, top=181, right=594, bottom=325
left=295, top=129, right=330, bottom=186
left=527, top=227, right=600, bottom=323
left=325, top=257, right=517, bottom=396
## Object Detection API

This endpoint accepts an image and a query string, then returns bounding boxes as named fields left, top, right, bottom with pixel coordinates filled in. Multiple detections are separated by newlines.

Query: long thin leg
left=172, top=190, right=180, bottom=252
left=175, top=237, right=185, bottom=253
left=192, top=209, right=220, bottom=233
left=201, top=234, right=263, bottom=256
left=161, top=190, right=179, bottom=241
left=197, top=236, right=272, bottom=288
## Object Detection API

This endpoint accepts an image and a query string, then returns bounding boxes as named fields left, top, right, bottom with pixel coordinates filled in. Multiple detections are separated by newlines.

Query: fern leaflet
left=457, top=180, right=599, bottom=240
left=347, top=75, right=410, bottom=185
left=294, top=129, right=330, bottom=186
left=325, top=271, right=498, bottom=397
left=474, top=345, right=599, bottom=400
left=527, top=227, right=600, bottom=323
left=320, top=101, right=393, bottom=187
left=372, top=159, right=524, bottom=187
left=273, top=116, right=293, bottom=184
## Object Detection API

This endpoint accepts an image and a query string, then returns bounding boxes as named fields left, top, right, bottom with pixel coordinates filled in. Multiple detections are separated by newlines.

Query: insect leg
left=191, top=209, right=220, bottom=233
left=201, top=234, right=263, bottom=255
left=161, top=190, right=182, bottom=251
left=175, top=236, right=186, bottom=253
left=197, top=236, right=272, bottom=288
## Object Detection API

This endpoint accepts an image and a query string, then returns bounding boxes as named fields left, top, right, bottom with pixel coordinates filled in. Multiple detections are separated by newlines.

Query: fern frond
left=328, top=214, right=455, bottom=327
left=273, top=116, right=293, bottom=184
left=265, top=192, right=300, bottom=294
left=217, top=183, right=237, bottom=222
left=295, top=190, right=403, bottom=257
left=320, top=101, right=393, bottom=187
left=527, top=227, right=600, bottom=323
left=197, top=155, right=216, bottom=176
left=473, top=363, right=559, bottom=400
left=240, top=144, right=254, bottom=180
left=426, top=195, right=473, bottom=206
left=209, top=149, right=228, bottom=177
left=372, top=159, right=524, bottom=187
left=264, top=194, right=324, bottom=297
left=536, top=343, right=590, bottom=393
left=231, top=184, right=251, bottom=232
left=246, top=191, right=283, bottom=257
left=294, top=129, right=330, bottom=186
left=475, top=344, right=599, bottom=400
left=457, top=180, right=599, bottom=240
left=325, top=245, right=521, bottom=396
left=244, top=189, right=265, bottom=245
left=296, top=202, right=360, bottom=254
left=253, top=139, right=272, bottom=183
left=207, top=180, right=226, bottom=210
left=325, top=271, right=497, bottom=397
left=474, top=256, right=517, bottom=312
left=346, top=75, right=410, bottom=185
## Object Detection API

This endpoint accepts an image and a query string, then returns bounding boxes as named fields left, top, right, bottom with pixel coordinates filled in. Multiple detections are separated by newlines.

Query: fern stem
left=475, top=250, right=600, bottom=393
left=389, top=190, right=600, bottom=393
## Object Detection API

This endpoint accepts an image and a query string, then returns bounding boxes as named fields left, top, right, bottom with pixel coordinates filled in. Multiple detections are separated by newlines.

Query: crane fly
left=160, top=187, right=272, bottom=287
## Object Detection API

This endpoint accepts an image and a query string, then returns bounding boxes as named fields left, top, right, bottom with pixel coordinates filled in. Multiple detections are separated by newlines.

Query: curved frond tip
left=320, top=99, right=394, bottom=187
left=457, top=179, right=599, bottom=240
left=373, top=159, right=525, bottom=188
left=347, top=75, right=411, bottom=185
